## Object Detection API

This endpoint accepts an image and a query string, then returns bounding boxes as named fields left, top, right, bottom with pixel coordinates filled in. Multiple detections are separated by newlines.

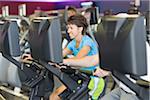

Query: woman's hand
left=93, top=67, right=111, bottom=77
left=20, top=53, right=32, bottom=62
left=63, top=59, right=69, bottom=65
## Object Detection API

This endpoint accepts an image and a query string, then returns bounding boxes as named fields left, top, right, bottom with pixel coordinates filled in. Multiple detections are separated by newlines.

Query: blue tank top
left=67, top=35, right=98, bottom=71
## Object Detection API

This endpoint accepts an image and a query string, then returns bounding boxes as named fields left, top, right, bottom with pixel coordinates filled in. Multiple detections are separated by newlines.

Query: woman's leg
left=49, top=85, right=66, bottom=100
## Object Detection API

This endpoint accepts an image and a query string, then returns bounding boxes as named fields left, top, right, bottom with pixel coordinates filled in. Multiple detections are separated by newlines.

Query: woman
left=50, top=14, right=101, bottom=100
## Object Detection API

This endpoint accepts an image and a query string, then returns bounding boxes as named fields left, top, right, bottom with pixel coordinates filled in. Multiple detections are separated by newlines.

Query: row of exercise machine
left=0, top=17, right=97, bottom=100
left=0, top=15, right=149, bottom=100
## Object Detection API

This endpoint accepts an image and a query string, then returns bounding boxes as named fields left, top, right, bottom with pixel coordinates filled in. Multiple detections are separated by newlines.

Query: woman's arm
left=63, top=54, right=99, bottom=68
left=63, top=48, right=72, bottom=57
left=63, top=45, right=92, bottom=68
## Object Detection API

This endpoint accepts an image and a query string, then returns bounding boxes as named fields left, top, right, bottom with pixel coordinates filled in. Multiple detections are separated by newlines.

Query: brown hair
left=67, top=14, right=88, bottom=35
left=67, top=6, right=77, bottom=13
